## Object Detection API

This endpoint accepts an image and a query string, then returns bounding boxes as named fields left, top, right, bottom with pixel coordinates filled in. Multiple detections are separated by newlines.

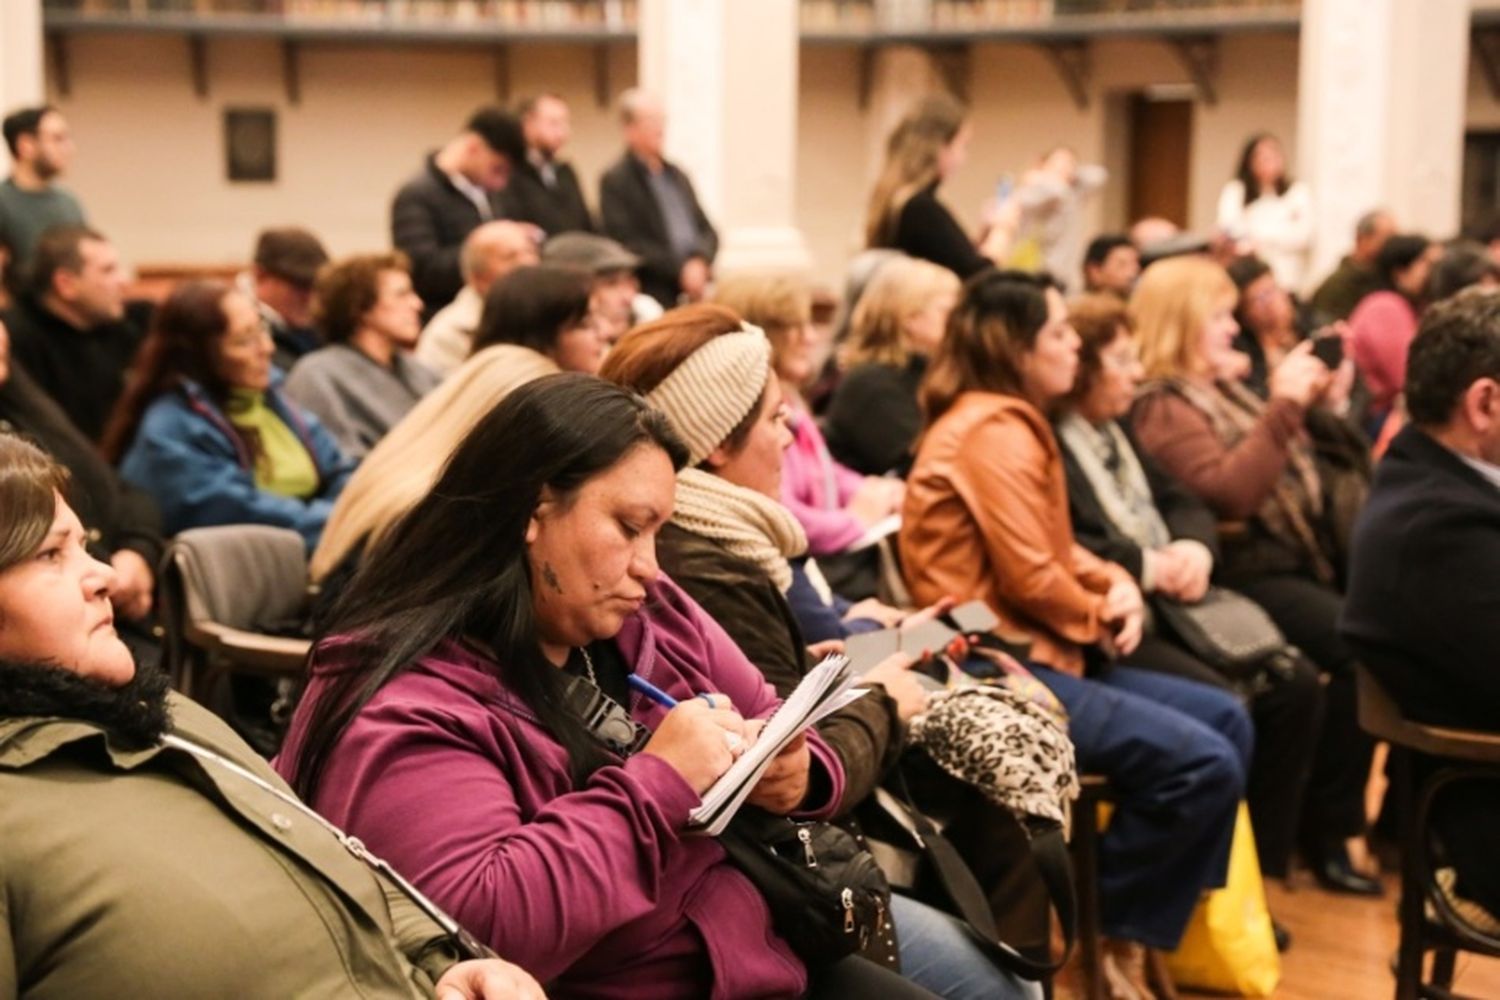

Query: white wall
left=48, top=29, right=1301, bottom=290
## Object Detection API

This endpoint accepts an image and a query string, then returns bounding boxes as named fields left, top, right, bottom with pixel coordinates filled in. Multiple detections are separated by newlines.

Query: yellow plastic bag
left=1166, top=803, right=1281, bottom=996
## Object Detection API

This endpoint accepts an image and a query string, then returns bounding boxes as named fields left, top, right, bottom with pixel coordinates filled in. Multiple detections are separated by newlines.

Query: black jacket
left=390, top=154, right=506, bottom=314
left=891, top=184, right=991, bottom=280
left=599, top=152, right=717, bottom=307
left=1057, top=419, right=1221, bottom=583
left=3, top=296, right=142, bottom=443
left=0, top=362, right=163, bottom=569
left=500, top=157, right=594, bottom=237
left=1341, top=425, right=1500, bottom=731
left=655, top=522, right=903, bottom=816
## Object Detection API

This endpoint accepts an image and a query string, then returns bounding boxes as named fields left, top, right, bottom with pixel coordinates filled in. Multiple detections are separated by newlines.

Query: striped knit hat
left=644, top=323, right=772, bottom=465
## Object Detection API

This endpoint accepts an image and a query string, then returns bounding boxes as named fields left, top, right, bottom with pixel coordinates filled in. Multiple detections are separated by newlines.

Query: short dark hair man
left=500, top=93, right=595, bottom=237
left=1309, top=208, right=1395, bottom=321
left=2, top=225, right=138, bottom=442
left=390, top=106, right=527, bottom=316
left=247, top=226, right=330, bottom=370
left=1081, top=234, right=1140, bottom=298
left=599, top=89, right=718, bottom=308
left=1342, top=288, right=1500, bottom=924
left=0, top=105, right=85, bottom=290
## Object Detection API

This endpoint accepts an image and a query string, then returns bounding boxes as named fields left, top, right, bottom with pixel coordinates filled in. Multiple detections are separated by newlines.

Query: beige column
left=638, top=0, right=810, bottom=273
left=1298, top=0, right=1470, bottom=284
left=0, top=0, right=44, bottom=172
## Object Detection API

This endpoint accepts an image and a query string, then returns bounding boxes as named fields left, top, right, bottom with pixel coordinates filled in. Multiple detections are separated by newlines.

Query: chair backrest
left=166, top=525, right=310, bottom=634
left=1356, top=665, right=1500, bottom=764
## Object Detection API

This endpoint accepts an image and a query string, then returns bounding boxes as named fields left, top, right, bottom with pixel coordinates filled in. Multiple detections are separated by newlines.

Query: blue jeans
left=890, top=893, right=1042, bottom=1000
left=1032, top=664, right=1249, bottom=951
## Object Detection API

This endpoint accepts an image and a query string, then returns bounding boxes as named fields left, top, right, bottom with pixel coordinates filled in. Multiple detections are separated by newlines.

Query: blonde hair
left=1130, top=256, right=1238, bottom=380
left=711, top=272, right=811, bottom=375
left=843, top=256, right=960, bottom=369
left=309, top=344, right=559, bottom=581
left=865, top=93, right=967, bottom=249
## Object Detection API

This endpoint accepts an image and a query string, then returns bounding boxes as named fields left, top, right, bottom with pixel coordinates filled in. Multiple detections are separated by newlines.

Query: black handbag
left=718, top=808, right=893, bottom=965
left=1152, top=586, right=1287, bottom=684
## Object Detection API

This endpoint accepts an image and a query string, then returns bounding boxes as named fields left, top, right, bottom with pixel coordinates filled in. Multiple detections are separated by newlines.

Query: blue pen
left=627, top=673, right=679, bottom=708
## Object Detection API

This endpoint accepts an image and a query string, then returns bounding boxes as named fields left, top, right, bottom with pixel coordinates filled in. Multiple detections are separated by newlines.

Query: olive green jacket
left=0, top=693, right=460, bottom=999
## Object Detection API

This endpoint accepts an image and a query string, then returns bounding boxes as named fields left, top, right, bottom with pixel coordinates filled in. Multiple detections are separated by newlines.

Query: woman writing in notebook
left=276, top=374, right=937, bottom=999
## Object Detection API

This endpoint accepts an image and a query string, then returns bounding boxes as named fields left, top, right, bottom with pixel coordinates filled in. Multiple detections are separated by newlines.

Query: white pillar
left=1298, top=0, right=1469, bottom=284
left=0, top=0, right=44, bottom=173
left=638, top=0, right=810, bottom=273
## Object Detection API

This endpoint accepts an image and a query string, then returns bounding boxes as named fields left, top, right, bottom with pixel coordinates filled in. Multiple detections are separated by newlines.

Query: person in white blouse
left=1217, top=133, right=1313, bottom=294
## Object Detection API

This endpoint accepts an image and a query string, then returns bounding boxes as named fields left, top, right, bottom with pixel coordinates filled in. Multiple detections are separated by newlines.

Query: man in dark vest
left=501, top=93, right=594, bottom=238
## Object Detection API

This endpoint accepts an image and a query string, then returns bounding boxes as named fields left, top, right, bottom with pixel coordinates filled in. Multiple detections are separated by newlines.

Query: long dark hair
left=920, top=269, right=1055, bottom=427
left=285, top=373, right=688, bottom=799
left=1234, top=132, right=1289, bottom=206
left=101, top=280, right=237, bottom=463
left=1376, top=234, right=1433, bottom=300
left=470, top=264, right=592, bottom=358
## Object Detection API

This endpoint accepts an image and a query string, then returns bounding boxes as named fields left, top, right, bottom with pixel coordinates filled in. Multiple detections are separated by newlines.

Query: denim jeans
left=889, top=892, right=1042, bottom=1000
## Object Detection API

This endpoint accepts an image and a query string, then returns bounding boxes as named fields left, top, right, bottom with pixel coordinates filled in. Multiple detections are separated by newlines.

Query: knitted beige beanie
left=644, top=324, right=771, bottom=465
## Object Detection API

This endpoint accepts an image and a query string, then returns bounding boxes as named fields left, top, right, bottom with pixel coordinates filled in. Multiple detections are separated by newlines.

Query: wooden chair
left=1355, top=666, right=1500, bottom=1000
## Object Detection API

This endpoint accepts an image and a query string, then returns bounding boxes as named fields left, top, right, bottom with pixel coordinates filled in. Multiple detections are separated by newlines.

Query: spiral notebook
left=687, top=654, right=868, bottom=836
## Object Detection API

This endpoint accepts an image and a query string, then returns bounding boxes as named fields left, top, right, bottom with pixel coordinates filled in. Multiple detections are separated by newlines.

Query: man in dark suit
left=501, top=93, right=594, bottom=238
left=390, top=107, right=527, bottom=316
left=1342, top=288, right=1500, bottom=920
left=599, top=89, right=718, bottom=308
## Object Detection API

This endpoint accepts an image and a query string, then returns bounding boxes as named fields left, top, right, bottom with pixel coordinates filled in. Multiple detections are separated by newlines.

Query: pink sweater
left=1349, top=290, right=1418, bottom=413
left=781, top=406, right=868, bottom=556
left=277, top=576, right=844, bottom=1000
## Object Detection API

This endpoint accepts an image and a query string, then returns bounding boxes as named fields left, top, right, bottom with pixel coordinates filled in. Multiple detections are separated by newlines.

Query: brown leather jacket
left=899, top=391, right=1130, bottom=676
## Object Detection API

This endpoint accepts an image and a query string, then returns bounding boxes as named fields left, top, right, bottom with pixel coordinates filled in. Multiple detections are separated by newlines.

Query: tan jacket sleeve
left=953, top=416, right=1111, bottom=645
left=381, top=877, right=462, bottom=990
left=1071, top=542, right=1131, bottom=594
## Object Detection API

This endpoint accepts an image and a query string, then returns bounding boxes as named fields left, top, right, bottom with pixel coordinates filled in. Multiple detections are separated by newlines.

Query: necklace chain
left=579, top=646, right=598, bottom=687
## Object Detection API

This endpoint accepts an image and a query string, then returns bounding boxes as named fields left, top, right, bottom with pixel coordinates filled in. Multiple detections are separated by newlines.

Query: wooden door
left=1128, top=96, right=1193, bottom=227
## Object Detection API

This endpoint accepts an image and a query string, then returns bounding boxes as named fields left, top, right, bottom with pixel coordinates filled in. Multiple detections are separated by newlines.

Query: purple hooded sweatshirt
left=277, top=575, right=845, bottom=1000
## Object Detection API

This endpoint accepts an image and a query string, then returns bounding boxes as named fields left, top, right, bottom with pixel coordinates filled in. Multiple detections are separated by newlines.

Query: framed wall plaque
left=225, top=107, right=276, bottom=183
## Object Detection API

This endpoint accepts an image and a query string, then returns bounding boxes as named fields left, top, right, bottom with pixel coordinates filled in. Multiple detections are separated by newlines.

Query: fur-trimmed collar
left=0, top=658, right=172, bottom=751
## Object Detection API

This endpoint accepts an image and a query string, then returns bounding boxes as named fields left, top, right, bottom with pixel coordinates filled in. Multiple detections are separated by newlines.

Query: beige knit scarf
left=671, top=468, right=808, bottom=592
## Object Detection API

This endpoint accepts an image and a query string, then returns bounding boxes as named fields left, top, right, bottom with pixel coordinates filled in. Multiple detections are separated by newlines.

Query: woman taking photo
left=823, top=256, right=960, bottom=477
left=103, top=280, right=354, bottom=550
left=1130, top=255, right=1380, bottom=895
left=0, top=433, right=542, bottom=999
left=279, top=374, right=933, bottom=999
left=310, top=264, right=601, bottom=586
left=1215, top=132, right=1313, bottom=293
left=865, top=93, right=1012, bottom=279
left=899, top=270, right=1249, bottom=993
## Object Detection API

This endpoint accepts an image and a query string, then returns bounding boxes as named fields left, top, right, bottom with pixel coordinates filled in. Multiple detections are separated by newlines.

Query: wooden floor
left=1179, top=874, right=1500, bottom=1000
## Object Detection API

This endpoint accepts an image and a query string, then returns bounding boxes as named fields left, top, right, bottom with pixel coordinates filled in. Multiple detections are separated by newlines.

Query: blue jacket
left=119, top=376, right=355, bottom=550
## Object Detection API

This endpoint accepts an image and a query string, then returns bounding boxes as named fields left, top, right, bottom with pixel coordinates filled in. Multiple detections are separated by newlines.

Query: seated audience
left=4, top=224, right=138, bottom=442
left=104, top=281, right=354, bottom=550
left=1342, top=288, right=1500, bottom=921
left=416, top=220, right=538, bottom=376
left=1130, top=256, right=1380, bottom=894
left=1348, top=233, right=1436, bottom=421
left=278, top=374, right=935, bottom=999
left=1080, top=234, right=1140, bottom=299
left=807, top=248, right=903, bottom=412
left=600, top=90, right=718, bottom=308
left=1310, top=209, right=1395, bottom=322
left=1227, top=254, right=1309, bottom=399
left=501, top=92, right=595, bottom=237
left=899, top=270, right=1248, bottom=992
left=601, top=308, right=1039, bottom=1000
left=823, top=256, right=960, bottom=476
left=541, top=231, right=660, bottom=344
left=391, top=106, right=527, bottom=316
left=1428, top=239, right=1500, bottom=303
left=713, top=272, right=902, bottom=557
left=286, top=253, right=439, bottom=460
left=0, top=319, right=160, bottom=628
left=242, top=225, right=330, bottom=371
left=311, top=263, right=602, bottom=586
left=866, top=94, right=1010, bottom=280
left=1058, top=294, right=1322, bottom=883
left=0, top=433, right=544, bottom=1000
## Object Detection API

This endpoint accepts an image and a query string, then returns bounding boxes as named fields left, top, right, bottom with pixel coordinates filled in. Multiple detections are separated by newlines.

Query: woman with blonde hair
left=865, top=93, right=1012, bottom=278
left=309, top=265, right=600, bottom=586
left=823, top=257, right=960, bottom=476
left=1130, top=255, right=1381, bottom=896
left=713, top=273, right=902, bottom=558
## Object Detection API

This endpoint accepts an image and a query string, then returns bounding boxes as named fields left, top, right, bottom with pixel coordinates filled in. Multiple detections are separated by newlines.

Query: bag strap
left=885, top=768, right=1075, bottom=980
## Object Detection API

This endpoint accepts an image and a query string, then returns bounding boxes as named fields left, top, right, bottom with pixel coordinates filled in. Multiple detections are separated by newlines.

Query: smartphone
left=1311, top=335, right=1344, bottom=370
